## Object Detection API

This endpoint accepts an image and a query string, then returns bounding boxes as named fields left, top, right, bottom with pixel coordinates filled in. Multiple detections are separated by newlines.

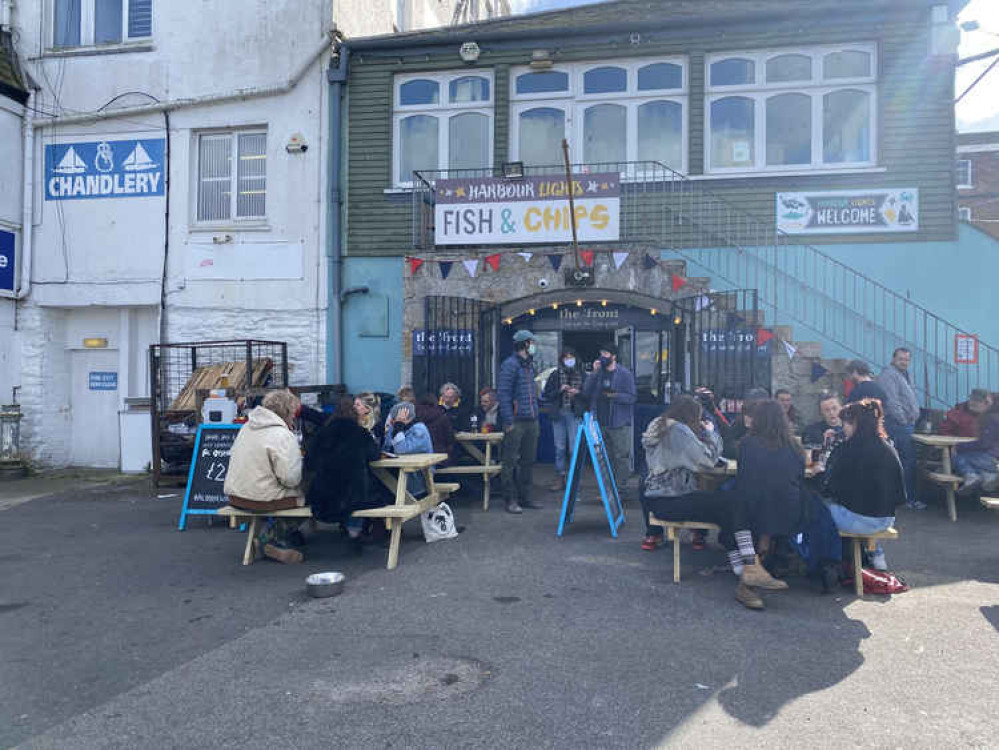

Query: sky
left=509, top=0, right=999, bottom=133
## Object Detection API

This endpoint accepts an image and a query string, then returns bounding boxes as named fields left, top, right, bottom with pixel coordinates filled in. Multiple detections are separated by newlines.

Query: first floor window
left=766, top=93, right=811, bottom=166
left=196, top=130, right=267, bottom=224
left=637, top=100, right=683, bottom=170
left=823, top=89, right=870, bottom=163
left=52, top=0, right=152, bottom=48
left=582, top=103, right=626, bottom=164
left=517, top=107, right=565, bottom=167
left=711, top=96, right=754, bottom=169
left=398, top=115, right=439, bottom=183
left=956, top=159, right=973, bottom=188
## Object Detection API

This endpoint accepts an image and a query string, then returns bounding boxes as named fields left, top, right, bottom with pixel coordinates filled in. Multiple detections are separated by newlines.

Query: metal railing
left=412, top=161, right=997, bottom=408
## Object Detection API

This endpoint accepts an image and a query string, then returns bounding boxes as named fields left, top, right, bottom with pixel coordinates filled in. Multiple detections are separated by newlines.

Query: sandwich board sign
left=178, top=424, right=241, bottom=530
left=557, top=411, right=625, bottom=538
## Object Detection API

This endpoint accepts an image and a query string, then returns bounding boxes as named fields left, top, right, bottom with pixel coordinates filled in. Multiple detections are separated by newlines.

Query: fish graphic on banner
left=45, top=139, right=166, bottom=201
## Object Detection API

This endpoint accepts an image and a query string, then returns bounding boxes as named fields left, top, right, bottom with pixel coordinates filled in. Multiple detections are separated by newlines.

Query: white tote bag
left=420, top=501, right=459, bottom=543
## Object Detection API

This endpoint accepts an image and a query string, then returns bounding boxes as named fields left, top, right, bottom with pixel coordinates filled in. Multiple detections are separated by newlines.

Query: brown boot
left=736, top=583, right=765, bottom=610
left=740, top=560, right=789, bottom=591
left=263, top=543, right=304, bottom=564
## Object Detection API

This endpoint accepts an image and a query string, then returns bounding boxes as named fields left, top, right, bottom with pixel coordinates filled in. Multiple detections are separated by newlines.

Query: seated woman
left=639, top=395, right=723, bottom=551
left=414, top=394, right=456, bottom=459
left=305, top=396, right=388, bottom=545
left=954, top=398, right=999, bottom=495
left=224, top=389, right=305, bottom=564
left=354, top=391, right=384, bottom=443
left=736, top=399, right=810, bottom=555
left=821, top=398, right=905, bottom=571
left=384, top=401, right=434, bottom=499
left=641, top=395, right=788, bottom=610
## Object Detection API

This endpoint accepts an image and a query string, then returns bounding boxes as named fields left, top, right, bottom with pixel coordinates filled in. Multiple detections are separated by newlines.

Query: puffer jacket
left=641, top=417, right=722, bottom=497
left=498, top=353, right=538, bottom=426
left=224, top=406, right=302, bottom=503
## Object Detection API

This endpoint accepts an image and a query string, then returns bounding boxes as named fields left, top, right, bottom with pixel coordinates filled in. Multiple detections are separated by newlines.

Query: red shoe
left=641, top=535, right=661, bottom=551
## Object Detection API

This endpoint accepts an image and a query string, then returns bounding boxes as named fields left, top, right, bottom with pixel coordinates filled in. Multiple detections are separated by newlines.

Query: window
left=510, top=58, right=688, bottom=174
left=52, top=0, right=152, bottom=48
left=196, top=130, right=267, bottom=224
left=958, top=206, right=972, bottom=221
left=956, top=159, right=974, bottom=189
left=393, top=72, right=494, bottom=186
left=706, top=44, right=877, bottom=173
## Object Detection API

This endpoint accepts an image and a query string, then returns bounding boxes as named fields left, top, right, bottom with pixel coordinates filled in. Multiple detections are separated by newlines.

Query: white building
left=1, top=0, right=477, bottom=470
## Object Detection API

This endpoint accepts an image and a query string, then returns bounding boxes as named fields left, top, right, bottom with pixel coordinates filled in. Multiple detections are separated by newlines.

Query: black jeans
left=641, top=491, right=748, bottom=551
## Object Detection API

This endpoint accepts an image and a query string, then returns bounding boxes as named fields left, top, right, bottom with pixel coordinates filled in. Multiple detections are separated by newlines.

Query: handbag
left=843, top=567, right=909, bottom=595
left=420, top=501, right=459, bottom=543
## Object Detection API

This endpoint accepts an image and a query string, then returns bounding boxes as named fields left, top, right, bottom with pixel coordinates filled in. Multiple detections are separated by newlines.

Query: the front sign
left=434, top=173, right=621, bottom=245
left=45, top=139, right=166, bottom=201
left=412, top=329, right=475, bottom=357
left=0, top=228, right=15, bottom=294
left=777, top=189, right=919, bottom=235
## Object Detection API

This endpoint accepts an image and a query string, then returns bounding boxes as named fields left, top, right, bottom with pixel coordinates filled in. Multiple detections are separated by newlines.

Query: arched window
left=583, top=66, right=627, bottom=94
left=710, top=96, right=754, bottom=168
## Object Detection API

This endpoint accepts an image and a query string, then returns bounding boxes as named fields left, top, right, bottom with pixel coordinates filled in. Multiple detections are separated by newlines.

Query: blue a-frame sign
left=557, top=412, right=626, bottom=538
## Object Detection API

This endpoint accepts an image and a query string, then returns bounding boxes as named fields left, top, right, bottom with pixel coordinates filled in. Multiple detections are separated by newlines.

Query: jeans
left=604, top=424, right=632, bottom=494
left=551, top=409, right=581, bottom=477
left=501, top=419, right=540, bottom=505
left=827, top=502, right=894, bottom=559
left=886, top=421, right=916, bottom=504
left=952, top=451, right=998, bottom=477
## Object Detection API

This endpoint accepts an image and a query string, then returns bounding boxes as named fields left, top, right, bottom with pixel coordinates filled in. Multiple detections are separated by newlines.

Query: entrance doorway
left=562, top=331, right=608, bottom=373
left=70, top=349, right=121, bottom=468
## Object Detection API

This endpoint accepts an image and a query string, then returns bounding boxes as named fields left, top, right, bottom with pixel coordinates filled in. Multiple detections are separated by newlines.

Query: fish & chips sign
left=434, top=173, right=620, bottom=245
left=45, top=139, right=166, bottom=201
left=777, top=188, right=918, bottom=235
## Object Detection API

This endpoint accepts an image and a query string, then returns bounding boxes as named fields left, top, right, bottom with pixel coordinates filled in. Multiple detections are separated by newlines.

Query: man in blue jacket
left=583, top=343, right=637, bottom=497
left=497, top=330, right=540, bottom=514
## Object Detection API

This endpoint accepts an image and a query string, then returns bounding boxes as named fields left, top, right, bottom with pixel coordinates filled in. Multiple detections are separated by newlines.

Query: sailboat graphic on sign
left=54, top=146, right=86, bottom=175
left=122, top=143, right=157, bottom=172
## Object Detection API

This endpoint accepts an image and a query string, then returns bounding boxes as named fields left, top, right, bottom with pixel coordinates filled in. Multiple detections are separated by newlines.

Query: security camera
left=538, top=278, right=550, bottom=289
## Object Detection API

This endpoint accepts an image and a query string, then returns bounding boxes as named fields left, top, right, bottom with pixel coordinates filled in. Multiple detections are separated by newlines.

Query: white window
left=705, top=44, right=877, bottom=173
left=956, top=159, right=974, bottom=189
left=51, top=0, right=152, bottom=49
left=958, top=206, right=972, bottom=221
left=509, top=58, right=688, bottom=175
left=393, top=71, right=494, bottom=186
left=195, top=130, right=267, bottom=224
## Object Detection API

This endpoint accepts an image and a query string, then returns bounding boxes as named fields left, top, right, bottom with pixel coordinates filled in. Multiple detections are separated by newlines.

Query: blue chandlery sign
left=45, top=139, right=166, bottom=201
left=0, top=228, right=15, bottom=294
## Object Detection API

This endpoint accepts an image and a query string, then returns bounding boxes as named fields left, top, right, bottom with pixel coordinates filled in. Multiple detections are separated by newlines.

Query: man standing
left=497, top=330, right=541, bottom=514
left=877, top=348, right=923, bottom=509
left=542, top=346, right=584, bottom=491
left=583, top=343, right=637, bottom=497
left=844, top=360, right=889, bottom=406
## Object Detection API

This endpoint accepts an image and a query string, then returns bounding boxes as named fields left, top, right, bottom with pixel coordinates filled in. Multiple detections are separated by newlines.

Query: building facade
left=337, top=0, right=992, bottom=444
left=957, top=130, right=999, bottom=239
left=1, top=0, right=469, bottom=469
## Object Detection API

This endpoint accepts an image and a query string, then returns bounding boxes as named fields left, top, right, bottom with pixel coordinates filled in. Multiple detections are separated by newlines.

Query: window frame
left=958, top=206, right=972, bottom=222
left=392, top=71, right=495, bottom=188
left=705, top=44, right=877, bottom=175
left=509, top=58, right=689, bottom=175
left=193, top=127, right=269, bottom=228
left=49, top=0, right=152, bottom=50
left=956, top=159, right=974, bottom=189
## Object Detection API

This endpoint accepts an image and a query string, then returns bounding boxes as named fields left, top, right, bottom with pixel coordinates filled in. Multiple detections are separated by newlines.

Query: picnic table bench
left=219, top=453, right=457, bottom=570
left=647, top=516, right=721, bottom=584
left=436, top=431, right=504, bottom=510
left=981, top=496, right=999, bottom=511
left=839, top=527, right=899, bottom=597
left=913, top=434, right=975, bottom=522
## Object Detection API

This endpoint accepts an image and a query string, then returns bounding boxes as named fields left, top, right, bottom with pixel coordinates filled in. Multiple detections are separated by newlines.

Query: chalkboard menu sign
left=557, top=412, right=625, bottom=538
left=178, top=424, right=241, bottom=530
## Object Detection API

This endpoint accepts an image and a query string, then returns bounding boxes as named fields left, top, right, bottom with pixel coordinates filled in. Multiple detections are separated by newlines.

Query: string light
left=650, top=308, right=657, bottom=316
left=601, top=300, right=607, bottom=307
left=529, top=308, right=536, bottom=316
left=504, top=318, right=513, bottom=325
left=576, top=300, right=582, bottom=307
left=552, top=303, right=558, bottom=310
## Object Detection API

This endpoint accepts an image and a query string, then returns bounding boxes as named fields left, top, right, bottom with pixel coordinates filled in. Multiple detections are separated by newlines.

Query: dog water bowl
left=306, top=572, right=345, bottom=598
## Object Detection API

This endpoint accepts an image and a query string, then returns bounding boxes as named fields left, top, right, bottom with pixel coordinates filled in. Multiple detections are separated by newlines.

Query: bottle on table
left=470, top=414, right=479, bottom=433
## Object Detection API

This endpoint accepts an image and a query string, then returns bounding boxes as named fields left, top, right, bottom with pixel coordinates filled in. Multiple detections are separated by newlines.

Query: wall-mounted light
left=503, top=161, right=525, bottom=180
left=83, top=337, right=108, bottom=348
left=673, top=313, right=682, bottom=325
left=530, top=49, right=553, bottom=70
left=576, top=299, right=582, bottom=307
left=460, top=41, right=481, bottom=63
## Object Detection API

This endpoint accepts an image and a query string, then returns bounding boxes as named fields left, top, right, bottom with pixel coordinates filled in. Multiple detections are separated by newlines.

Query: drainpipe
left=15, top=88, right=34, bottom=300
left=326, top=40, right=349, bottom=385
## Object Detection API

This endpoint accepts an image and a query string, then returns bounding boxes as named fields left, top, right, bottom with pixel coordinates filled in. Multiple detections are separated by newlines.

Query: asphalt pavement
left=1, top=471, right=996, bottom=749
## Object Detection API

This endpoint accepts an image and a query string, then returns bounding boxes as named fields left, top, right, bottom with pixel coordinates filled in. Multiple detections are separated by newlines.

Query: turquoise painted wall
left=341, top=256, right=403, bottom=394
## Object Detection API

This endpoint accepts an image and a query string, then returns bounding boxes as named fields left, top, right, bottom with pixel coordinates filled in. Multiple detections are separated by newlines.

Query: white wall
left=0, top=93, right=24, bottom=407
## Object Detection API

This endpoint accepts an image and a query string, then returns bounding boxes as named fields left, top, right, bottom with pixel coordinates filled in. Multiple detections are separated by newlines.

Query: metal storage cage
left=149, top=339, right=288, bottom=486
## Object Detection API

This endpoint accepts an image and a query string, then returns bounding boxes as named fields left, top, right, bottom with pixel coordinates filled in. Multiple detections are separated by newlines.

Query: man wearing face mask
left=498, top=330, right=541, bottom=514
left=542, top=347, right=584, bottom=491
left=583, top=343, right=637, bottom=497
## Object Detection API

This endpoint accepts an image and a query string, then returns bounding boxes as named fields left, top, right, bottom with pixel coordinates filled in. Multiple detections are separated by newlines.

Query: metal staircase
left=412, top=161, right=996, bottom=408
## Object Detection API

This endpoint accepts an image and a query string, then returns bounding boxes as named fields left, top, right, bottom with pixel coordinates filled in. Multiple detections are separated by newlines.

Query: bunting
left=462, top=259, right=480, bottom=278
left=407, top=256, right=424, bottom=275
left=484, top=253, right=501, bottom=272
left=438, top=260, right=453, bottom=280
left=783, top=340, right=797, bottom=360
left=642, top=253, right=658, bottom=270
left=548, top=254, right=564, bottom=271
left=517, top=252, right=533, bottom=263
left=756, top=328, right=774, bottom=347
left=811, top=362, right=829, bottom=383
left=671, top=273, right=688, bottom=293
left=580, top=250, right=595, bottom=267
left=612, top=251, right=629, bottom=270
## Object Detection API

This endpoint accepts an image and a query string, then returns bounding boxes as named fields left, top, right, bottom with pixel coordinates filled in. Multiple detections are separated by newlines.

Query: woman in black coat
left=736, top=399, right=809, bottom=539
left=304, top=397, right=388, bottom=528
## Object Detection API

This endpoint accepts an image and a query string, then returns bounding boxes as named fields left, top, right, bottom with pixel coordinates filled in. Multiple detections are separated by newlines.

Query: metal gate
left=412, top=296, right=498, bottom=401
left=679, top=289, right=770, bottom=400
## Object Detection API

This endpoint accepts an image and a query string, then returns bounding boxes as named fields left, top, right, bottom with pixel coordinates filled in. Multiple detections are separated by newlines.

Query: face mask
left=527, top=344, right=537, bottom=356
left=563, top=358, right=576, bottom=368
left=600, top=356, right=612, bottom=368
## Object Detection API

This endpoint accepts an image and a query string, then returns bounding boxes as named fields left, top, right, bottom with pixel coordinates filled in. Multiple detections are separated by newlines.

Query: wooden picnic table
left=912, top=433, right=975, bottom=521
left=435, top=431, right=504, bottom=511
left=699, top=458, right=818, bottom=479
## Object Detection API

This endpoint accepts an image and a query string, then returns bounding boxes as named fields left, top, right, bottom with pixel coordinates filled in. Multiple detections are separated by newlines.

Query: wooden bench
left=647, top=516, right=721, bottom=583
left=926, top=472, right=961, bottom=522
left=839, top=528, right=899, bottom=597
left=981, top=496, right=999, bottom=511
left=217, top=482, right=460, bottom=570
